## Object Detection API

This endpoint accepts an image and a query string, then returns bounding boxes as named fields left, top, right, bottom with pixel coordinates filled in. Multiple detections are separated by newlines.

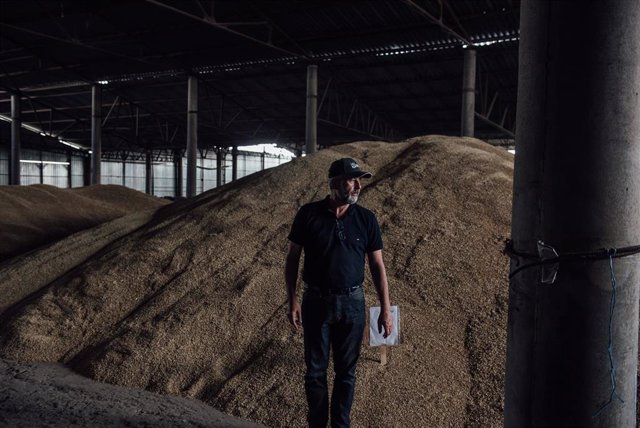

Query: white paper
left=369, top=306, right=400, bottom=347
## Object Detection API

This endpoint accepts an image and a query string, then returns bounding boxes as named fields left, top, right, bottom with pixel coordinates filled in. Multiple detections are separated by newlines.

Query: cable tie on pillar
left=503, top=239, right=640, bottom=281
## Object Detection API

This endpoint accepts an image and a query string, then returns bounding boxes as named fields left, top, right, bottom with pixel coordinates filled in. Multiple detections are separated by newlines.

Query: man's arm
left=367, top=249, right=393, bottom=338
left=285, top=241, right=303, bottom=330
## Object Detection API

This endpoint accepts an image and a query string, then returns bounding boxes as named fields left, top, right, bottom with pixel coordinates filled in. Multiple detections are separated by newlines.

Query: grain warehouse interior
left=2, top=1, right=639, bottom=427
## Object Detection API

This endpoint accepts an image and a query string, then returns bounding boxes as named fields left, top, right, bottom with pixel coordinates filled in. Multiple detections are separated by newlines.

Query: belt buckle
left=330, top=285, right=360, bottom=295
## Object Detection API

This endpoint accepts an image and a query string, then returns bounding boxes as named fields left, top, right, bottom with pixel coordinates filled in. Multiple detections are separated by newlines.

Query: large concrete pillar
left=305, top=64, right=318, bottom=154
left=145, top=151, right=152, bottom=195
left=461, top=49, right=476, bottom=137
left=216, top=149, right=223, bottom=187
left=10, top=93, right=21, bottom=185
left=91, top=85, right=102, bottom=185
left=232, top=146, right=238, bottom=181
left=505, top=1, right=640, bottom=427
left=186, top=76, right=198, bottom=198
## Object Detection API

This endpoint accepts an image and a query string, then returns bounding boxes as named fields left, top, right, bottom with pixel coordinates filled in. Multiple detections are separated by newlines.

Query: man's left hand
left=377, top=309, right=393, bottom=338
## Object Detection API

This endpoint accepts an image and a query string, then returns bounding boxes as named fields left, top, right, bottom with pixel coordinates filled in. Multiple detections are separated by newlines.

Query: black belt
left=305, top=284, right=362, bottom=296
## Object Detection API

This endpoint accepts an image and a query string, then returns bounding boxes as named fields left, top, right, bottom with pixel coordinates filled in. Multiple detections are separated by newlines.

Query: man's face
left=331, top=176, right=362, bottom=204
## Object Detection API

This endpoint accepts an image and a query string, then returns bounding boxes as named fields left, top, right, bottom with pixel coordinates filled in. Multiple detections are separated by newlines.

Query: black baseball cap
left=328, top=157, right=372, bottom=179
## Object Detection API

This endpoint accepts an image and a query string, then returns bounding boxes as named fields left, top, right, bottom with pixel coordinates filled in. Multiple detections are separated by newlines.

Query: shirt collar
left=324, top=195, right=355, bottom=218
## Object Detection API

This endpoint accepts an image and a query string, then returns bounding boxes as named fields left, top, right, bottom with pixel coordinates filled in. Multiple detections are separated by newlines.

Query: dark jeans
left=302, top=286, right=365, bottom=428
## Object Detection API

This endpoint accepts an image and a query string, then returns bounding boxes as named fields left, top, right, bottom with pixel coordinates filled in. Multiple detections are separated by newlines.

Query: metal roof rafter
left=400, top=0, right=472, bottom=46
left=198, top=76, right=299, bottom=147
left=0, top=30, right=184, bottom=151
left=90, top=6, right=299, bottom=149
left=474, top=112, right=514, bottom=138
left=0, top=23, right=160, bottom=68
left=317, top=90, right=401, bottom=141
left=247, top=0, right=313, bottom=57
left=143, top=0, right=306, bottom=59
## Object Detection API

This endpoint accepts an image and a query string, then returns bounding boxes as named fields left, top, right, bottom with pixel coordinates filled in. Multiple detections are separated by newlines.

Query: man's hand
left=368, top=250, right=392, bottom=338
left=377, top=308, right=393, bottom=338
left=288, top=296, right=302, bottom=330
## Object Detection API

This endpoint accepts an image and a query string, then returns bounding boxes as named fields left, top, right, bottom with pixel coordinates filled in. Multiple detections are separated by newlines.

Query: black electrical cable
left=503, top=239, right=640, bottom=279
left=504, top=239, right=640, bottom=418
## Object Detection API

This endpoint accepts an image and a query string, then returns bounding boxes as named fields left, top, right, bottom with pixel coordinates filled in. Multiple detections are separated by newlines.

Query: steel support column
left=186, top=76, right=198, bottom=198
left=461, top=49, right=476, bottom=137
left=232, top=146, right=238, bottom=181
left=67, top=150, right=72, bottom=188
left=505, top=1, right=640, bottom=426
left=83, top=156, right=90, bottom=186
left=10, top=94, right=21, bottom=185
left=306, top=65, right=318, bottom=154
left=145, top=151, right=152, bottom=195
left=199, top=151, right=205, bottom=193
left=175, top=152, right=183, bottom=198
left=216, top=149, right=223, bottom=187
left=91, top=85, right=102, bottom=185
left=38, top=150, right=43, bottom=184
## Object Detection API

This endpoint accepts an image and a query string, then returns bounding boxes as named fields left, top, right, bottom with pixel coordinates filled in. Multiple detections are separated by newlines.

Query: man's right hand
left=288, top=296, right=302, bottom=330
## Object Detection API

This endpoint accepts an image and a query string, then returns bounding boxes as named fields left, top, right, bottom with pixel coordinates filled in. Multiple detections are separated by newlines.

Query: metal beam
left=232, top=145, right=238, bottom=181
left=317, top=88, right=401, bottom=141
left=145, top=151, right=152, bottom=194
left=143, top=0, right=304, bottom=59
left=400, top=0, right=472, bottom=45
left=305, top=64, right=318, bottom=154
left=10, top=93, right=21, bottom=185
left=186, top=76, right=198, bottom=198
left=461, top=49, right=477, bottom=136
left=0, top=23, right=159, bottom=67
left=91, top=85, right=102, bottom=185
left=175, top=151, right=183, bottom=198
left=216, top=149, right=223, bottom=187
left=318, top=118, right=390, bottom=141
left=474, top=112, right=514, bottom=138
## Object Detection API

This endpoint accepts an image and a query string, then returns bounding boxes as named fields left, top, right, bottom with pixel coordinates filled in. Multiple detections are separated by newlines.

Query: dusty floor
left=0, top=136, right=514, bottom=427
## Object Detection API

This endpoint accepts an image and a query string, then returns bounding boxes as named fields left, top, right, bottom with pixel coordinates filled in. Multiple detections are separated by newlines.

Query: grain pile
left=0, top=359, right=264, bottom=428
left=0, top=184, right=169, bottom=262
left=0, top=136, right=513, bottom=427
left=0, top=210, right=163, bottom=313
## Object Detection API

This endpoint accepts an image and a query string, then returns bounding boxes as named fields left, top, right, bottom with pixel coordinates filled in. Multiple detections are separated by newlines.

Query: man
left=285, top=157, right=393, bottom=428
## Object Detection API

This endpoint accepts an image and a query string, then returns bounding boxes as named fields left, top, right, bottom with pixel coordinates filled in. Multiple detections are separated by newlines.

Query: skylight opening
left=240, top=143, right=295, bottom=158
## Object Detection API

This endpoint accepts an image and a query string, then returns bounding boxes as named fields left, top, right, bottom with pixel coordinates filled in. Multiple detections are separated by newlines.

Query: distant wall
left=0, top=146, right=292, bottom=197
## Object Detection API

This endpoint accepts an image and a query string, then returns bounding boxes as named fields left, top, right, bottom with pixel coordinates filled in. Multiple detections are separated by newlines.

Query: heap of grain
left=0, top=136, right=513, bottom=427
left=0, top=184, right=169, bottom=261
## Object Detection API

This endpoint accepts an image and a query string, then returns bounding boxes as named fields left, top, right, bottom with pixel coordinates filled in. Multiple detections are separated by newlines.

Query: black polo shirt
left=288, top=196, right=383, bottom=289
